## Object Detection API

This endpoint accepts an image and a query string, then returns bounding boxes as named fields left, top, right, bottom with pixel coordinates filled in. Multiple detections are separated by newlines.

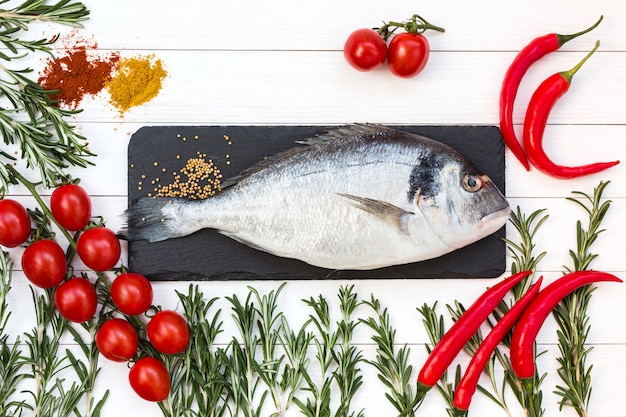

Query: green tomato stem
left=5, top=163, right=77, bottom=251
left=378, top=13, right=445, bottom=39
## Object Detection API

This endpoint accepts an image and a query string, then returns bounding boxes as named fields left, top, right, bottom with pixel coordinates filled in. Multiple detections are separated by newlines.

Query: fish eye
left=462, top=174, right=483, bottom=193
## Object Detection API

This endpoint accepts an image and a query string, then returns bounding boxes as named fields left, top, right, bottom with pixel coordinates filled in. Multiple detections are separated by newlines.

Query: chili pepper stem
left=560, top=40, right=600, bottom=84
left=557, top=16, right=603, bottom=46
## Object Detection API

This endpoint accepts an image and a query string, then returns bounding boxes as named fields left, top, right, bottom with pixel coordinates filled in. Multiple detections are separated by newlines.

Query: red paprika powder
left=38, top=33, right=120, bottom=109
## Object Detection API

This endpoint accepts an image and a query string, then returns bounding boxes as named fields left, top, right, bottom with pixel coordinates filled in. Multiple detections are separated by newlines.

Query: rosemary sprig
left=155, top=284, right=230, bottom=417
left=296, top=292, right=338, bottom=417
left=333, top=285, right=364, bottom=417
left=0, top=0, right=89, bottom=30
left=417, top=302, right=463, bottom=417
left=504, top=206, right=549, bottom=282
left=22, top=288, right=84, bottom=417
left=275, top=314, right=313, bottom=417
left=225, top=290, right=266, bottom=417
left=251, top=283, right=289, bottom=416
left=553, top=181, right=612, bottom=417
left=0, top=250, right=28, bottom=417
left=0, top=0, right=93, bottom=196
left=361, top=295, right=423, bottom=417
left=64, top=313, right=110, bottom=417
left=501, top=207, right=548, bottom=417
left=563, top=181, right=611, bottom=273
left=296, top=286, right=365, bottom=417
left=449, top=207, right=548, bottom=417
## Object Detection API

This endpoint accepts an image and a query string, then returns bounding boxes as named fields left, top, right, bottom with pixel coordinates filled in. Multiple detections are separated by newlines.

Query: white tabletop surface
left=3, top=1, right=626, bottom=416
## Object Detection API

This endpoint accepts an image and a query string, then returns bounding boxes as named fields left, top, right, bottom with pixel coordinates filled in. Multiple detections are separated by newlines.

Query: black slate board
left=127, top=125, right=506, bottom=281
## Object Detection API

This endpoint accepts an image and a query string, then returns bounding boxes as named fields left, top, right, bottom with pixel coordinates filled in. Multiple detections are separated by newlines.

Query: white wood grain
left=2, top=0, right=626, bottom=416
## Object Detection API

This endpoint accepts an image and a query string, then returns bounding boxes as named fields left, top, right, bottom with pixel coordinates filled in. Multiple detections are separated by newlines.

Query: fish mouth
left=479, top=206, right=511, bottom=229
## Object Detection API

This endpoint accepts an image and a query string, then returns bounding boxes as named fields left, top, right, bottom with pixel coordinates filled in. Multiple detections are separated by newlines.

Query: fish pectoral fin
left=338, top=193, right=414, bottom=235
left=219, top=231, right=270, bottom=254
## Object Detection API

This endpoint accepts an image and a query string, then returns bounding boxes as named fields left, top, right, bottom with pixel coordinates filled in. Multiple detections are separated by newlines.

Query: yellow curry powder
left=106, top=54, right=167, bottom=113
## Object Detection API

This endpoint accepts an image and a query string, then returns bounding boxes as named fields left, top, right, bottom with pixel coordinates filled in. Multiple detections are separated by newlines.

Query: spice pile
left=153, top=153, right=223, bottom=199
left=37, top=34, right=119, bottom=109
left=106, top=55, right=167, bottom=114
left=38, top=32, right=167, bottom=115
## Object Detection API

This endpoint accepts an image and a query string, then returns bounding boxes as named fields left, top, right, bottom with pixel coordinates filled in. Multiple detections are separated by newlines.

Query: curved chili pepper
left=453, top=277, right=543, bottom=411
left=523, top=41, right=619, bottom=179
left=510, top=270, right=622, bottom=379
left=417, top=270, right=532, bottom=389
left=499, top=16, right=603, bottom=171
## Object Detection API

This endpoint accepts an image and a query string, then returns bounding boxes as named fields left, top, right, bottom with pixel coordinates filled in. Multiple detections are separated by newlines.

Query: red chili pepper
left=523, top=41, right=620, bottom=179
left=453, top=277, right=543, bottom=411
left=417, top=271, right=532, bottom=388
left=499, top=16, right=603, bottom=171
left=510, top=270, right=622, bottom=379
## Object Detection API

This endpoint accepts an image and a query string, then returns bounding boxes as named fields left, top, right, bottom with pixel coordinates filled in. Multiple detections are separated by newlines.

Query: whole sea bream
left=123, top=125, right=510, bottom=270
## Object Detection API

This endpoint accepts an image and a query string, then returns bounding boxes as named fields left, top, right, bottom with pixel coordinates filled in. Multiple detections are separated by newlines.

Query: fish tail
left=120, top=197, right=185, bottom=242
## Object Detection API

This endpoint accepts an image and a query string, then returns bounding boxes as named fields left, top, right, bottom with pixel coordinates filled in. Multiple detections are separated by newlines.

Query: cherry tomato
left=54, top=277, right=97, bottom=323
left=110, top=272, right=153, bottom=316
left=387, top=32, right=431, bottom=78
left=0, top=199, right=31, bottom=248
left=146, top=310, right=190, bottom=355
left=128, top=357, right=170, bottom=402
left=343, top=28, right=387, bottom=72
left=95, top=318, right=138, bottom=362
left=21, top=239, right=66, bottom=288
left=76, top=227, right=121, bottom=271
left=50, top=184, right=92, bottom=231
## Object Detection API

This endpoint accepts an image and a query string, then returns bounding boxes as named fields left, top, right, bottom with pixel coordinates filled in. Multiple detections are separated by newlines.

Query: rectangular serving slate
left=127, top=125, right=506, bottom=281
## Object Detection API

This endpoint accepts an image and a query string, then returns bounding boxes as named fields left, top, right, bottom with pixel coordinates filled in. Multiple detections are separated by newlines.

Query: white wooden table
left=4, top=0, right=626, bottom=416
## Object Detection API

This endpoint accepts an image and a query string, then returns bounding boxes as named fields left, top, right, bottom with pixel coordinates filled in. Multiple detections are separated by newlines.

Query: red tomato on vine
left=21, top=239, right=67, bottom=288
left=387, top=33, right=431, bottom=78
left=54, top=277, right=97, bottom=323
left=50, top=184, right=92, bottom=231
left=128, top=357, right=170, bottom=402
left=344, top=28, right=387, bottom=71
left=110, top=272, right=153, bottom=316
left=76, top=227, right=121, bottom=271
left=147, top=310, right=190, bottom=355
left=95, top=318, right=138, bottom=362
left=0, top=199, right=31, bottom=248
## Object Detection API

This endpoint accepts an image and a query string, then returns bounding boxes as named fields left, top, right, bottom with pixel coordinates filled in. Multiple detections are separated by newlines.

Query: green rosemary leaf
left=297, top=293, right=337, bottom=417
left=450, top=206, right=548, bottom=416
left=226, top=289, right=267, bottom=417
left=0, top=0, right=89, bottom=29
left=362, top=295, right=421, bottom=417
left=0, top=0, right=93, bottom=195
left=554, top=181, right=611, bottom=417
left=0, top=251, right=29, bottom=416
left=333, top=285, right=365, bottom=417
left=417, top=303, right=459, bottom=416
left=159, top=284, right=231, bottom=417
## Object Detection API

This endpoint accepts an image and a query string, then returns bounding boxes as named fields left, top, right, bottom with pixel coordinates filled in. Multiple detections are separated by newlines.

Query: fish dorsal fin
left=221, top=124, right=396, bottom=190
left=296, top=123, right=395, bottom=146
left=219, top=144, right=307, bottom=190
left=338, top=193, right=414, bottom=235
